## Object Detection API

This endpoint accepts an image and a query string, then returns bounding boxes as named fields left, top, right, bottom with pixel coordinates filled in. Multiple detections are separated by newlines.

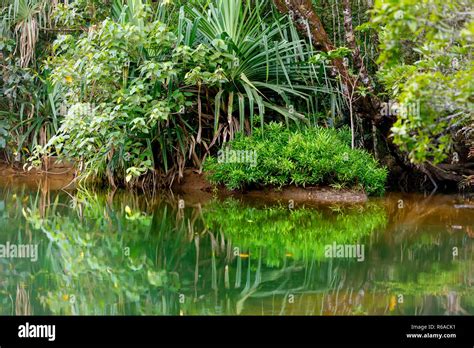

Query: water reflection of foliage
left=377, top=262, right=473, bottom=296
left=1, top=189, right=472, bottom=315
left=3, top=192, right=388, bottom=315
left=1, top=189, right=182, bottom=315
left=202, top=199, right=387, bottom=266
left=375, top=261, right=474, bottom=315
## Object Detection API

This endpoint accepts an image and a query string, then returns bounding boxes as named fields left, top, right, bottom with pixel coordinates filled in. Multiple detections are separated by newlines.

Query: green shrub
left=204, top=123, right=388, bottom=195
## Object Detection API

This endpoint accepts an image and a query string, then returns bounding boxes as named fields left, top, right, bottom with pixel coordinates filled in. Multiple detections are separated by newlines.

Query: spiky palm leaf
left=181, top=0, right=343, bottom=132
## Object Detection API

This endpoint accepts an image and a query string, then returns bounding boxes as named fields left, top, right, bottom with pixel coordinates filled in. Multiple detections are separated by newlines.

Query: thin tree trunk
left=273, top=0, right=381, bottom=122
left=342, top=0, right=371, bottom=87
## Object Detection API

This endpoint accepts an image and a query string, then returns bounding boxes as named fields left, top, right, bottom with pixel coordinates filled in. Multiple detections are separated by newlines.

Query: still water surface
left=0, top=181, right=472, bottom=315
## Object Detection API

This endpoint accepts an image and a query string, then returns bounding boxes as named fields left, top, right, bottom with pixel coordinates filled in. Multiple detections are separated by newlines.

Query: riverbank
left=0, top=161, right=76, bottom=191
left=173, top=169, right=368, bottom=205
left=0, top=162, right=367, bottom=204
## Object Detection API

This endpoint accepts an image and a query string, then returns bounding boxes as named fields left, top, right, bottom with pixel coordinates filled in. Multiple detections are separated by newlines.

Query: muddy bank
left=1, top=163, right=368, bottom=204
left=0, top=160, right=76, bottom=191
left=173, top=169, right=367, bottom=205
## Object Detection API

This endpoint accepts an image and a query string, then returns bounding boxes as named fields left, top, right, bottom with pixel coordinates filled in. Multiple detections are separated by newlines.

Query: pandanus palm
left=2, top=0, right=52, bottom=67
left=180, top=0, right=342, bottom=135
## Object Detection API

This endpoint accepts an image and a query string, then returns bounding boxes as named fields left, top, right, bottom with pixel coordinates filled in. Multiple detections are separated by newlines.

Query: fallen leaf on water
left=389, top=295, right=396, bottom=311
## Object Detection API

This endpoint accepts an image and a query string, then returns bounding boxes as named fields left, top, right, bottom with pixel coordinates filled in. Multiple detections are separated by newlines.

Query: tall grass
left=0, top=0, right=60, bottom=162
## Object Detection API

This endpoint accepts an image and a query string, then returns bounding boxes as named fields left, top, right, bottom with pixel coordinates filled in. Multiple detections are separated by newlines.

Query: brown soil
left=173, top=169, right=367, bottom=205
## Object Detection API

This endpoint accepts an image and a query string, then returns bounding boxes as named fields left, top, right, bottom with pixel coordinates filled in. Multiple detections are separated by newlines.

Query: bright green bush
left=204, top=123, right=388, bottom=195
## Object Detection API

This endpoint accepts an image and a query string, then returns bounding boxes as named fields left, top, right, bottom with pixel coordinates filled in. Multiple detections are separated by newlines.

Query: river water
left=0, top=181, right=472, bottom=315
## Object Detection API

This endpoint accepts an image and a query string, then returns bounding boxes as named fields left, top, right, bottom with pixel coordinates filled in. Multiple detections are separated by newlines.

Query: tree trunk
left=273, top=0, right=382, bottom=122
left=342, top=0, right=370, bottom=88
left=272, top=0, right=472, bottom=191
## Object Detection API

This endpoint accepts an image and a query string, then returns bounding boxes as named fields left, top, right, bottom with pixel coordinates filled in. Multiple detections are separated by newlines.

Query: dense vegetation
left=373, top=0, right=473, bottom=164
left=205, top=123, right=387, bottom=194
left=0, top=0, right=472, bottom=192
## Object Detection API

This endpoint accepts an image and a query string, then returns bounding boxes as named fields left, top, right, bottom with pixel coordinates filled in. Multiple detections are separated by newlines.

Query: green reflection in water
left=203, top=199, right=386, bottom=266
left=0, top=186, right=473, bottom=315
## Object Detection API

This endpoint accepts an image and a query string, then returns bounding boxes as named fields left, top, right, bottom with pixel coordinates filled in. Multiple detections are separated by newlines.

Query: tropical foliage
left=1, top=0, right=472, bottom=191
left=205, top=123, right=388, bottom=195
left=24, top=0, right=345, bottom=187
left=373, top=0, right=474, bottom=164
